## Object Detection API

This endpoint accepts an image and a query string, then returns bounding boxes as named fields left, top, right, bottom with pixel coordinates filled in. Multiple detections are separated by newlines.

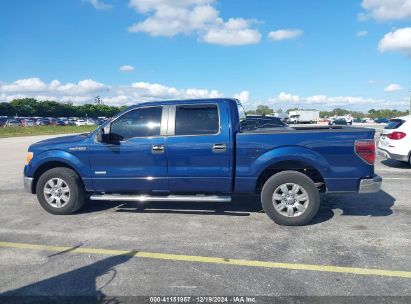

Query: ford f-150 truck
left=23, top=98, right=381, bottom=226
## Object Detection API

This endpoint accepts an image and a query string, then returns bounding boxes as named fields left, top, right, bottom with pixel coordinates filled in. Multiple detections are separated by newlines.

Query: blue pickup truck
left=23, top=98, right=381, bottom=225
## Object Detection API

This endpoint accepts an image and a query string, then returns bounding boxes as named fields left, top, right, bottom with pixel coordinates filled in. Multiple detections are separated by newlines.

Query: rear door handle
left=212, top=143, right=226, bottom=153
left=152, top=144, right=165, bottom=154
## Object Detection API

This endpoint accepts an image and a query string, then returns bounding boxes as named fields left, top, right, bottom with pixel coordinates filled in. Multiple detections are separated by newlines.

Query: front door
left=89, top=106, right=168, bottom=193
left=166, top=103, right=232, bottom=193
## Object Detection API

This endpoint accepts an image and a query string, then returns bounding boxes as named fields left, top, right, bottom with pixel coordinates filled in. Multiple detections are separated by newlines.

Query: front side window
left=175, top=104, right=219, bottom=136
left=110, top=107, right=162, bottom=141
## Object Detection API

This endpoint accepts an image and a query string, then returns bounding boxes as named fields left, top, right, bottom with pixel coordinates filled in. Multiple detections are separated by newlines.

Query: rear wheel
left=36, top=167, right=86, bottom=215
left=261, top=171, right=320, bottom=226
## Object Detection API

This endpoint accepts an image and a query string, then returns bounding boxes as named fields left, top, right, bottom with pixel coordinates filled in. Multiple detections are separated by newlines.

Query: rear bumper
left=377, top=147, right=408, bottom=162
left=359, top=175, right=382, bottom=194
left=23, top=176, right=33, bottom=193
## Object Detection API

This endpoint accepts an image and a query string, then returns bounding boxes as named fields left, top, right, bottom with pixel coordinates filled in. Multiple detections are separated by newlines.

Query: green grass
left=0, top=125, right=97, bottom=138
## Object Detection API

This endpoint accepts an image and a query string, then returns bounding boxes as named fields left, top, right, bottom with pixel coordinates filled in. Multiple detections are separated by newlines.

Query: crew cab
left=23, top=98, right=381, bottom=226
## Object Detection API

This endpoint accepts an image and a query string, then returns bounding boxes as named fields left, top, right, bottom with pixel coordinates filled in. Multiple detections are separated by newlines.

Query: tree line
left=1, top=98, right=409, bottom=119
left=0, top=98, right=127, bottom=118
left=246, top=105, right=409, bottom=119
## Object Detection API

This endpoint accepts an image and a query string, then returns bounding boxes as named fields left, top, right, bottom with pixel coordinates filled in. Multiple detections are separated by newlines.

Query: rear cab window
left=175, top=104, right=219, bottom=136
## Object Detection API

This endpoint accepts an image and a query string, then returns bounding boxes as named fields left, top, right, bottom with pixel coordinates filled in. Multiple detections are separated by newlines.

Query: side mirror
left=96, top=128, right=103, bottom=142
left=96, top=124, right=111, bottom=143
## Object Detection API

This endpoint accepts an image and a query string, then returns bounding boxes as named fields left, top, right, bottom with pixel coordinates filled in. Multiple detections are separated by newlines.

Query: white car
left=74, top=119, right=86, bottom=126
left=377, top=116, right=411, bottom=165
left=85, top=119, right=96, bottom=125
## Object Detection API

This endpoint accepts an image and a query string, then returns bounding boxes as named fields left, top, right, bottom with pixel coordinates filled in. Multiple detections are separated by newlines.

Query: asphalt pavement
left=0, top=131, right=410, bottom=299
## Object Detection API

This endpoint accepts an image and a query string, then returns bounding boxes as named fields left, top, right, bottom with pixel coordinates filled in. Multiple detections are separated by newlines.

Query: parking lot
left=0, top=130, right=410, bottom=298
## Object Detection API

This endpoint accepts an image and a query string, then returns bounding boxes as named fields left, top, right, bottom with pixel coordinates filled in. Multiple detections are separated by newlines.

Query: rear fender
left=253, top=146, right=330, bottom=178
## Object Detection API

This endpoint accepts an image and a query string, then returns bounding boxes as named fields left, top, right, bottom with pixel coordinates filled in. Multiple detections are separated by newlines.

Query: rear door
left=166, top=102, right=232, bottom=193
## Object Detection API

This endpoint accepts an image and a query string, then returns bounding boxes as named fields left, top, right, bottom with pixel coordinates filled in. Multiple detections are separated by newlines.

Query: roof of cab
left=126, top=98, right=239, bottom=110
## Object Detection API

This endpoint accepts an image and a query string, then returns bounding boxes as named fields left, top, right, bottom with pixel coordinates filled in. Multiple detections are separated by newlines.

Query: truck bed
left=235, top=126, right=375, bottom=193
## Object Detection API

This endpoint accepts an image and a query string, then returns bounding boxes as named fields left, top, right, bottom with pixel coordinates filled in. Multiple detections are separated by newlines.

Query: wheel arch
left=253, top=146, right=330, bottom=193
left=32, top=161, right=84, bottom=194
left=256, top=160, right=326, bottom=193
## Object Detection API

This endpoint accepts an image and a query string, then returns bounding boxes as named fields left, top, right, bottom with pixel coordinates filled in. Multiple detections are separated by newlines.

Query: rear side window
left=385, top=119, right=404, bottom=130
left=175, top=104, right=219, bottom=136
left=110, top=107, right=162, bottom=140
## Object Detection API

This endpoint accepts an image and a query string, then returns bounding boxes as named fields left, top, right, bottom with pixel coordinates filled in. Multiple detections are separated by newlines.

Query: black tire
left=261, top=171, right=320, bottom=226
left=36, top=167, right=87, bottom=215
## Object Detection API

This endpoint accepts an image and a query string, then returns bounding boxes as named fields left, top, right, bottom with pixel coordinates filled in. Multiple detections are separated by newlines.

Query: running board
left=89, top=194, right=232, bottom=203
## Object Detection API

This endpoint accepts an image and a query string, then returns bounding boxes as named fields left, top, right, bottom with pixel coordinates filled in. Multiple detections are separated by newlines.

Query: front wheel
left=261, top=171, right=320, bottom=226
left=36, top=167, right=87, bottom=215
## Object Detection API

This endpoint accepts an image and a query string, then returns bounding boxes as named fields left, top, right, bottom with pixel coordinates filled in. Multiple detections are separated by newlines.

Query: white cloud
left=127, top=0, right=261, bottom=45
left=357, top=30, right=368, bottom=37
left=89, top=0, right=113, bottom=10
left=360, top=0, right=411, bottom=21
left=263, top=92, right=408, bottom=111
left=277, top=92, right=300, bottom=102
left=0, top=78, right=106, bottom=95
left=378, top=27, right=411, bottom=56
left=119, top=65, right=135, bottom=72
left=268, top=29, right=303, bottom=41
left=0, top=78, right=223, bottom=106
left=384, top=83, right=403, bottom=92
left=1, top=78, right=408, bottom=111
left=202, top=18, right=261, bottom=46
left=234, top=91, right=250, bottom=103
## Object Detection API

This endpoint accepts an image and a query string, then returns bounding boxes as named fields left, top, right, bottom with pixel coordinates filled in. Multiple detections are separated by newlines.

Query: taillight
left=355, top=140, right=375, bottom=165
left=387, top=132, right=406, bottom=140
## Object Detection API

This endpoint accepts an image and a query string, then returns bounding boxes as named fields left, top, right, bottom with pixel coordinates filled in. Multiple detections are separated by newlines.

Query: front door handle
left=152, top=144, right=165, bottom=154
left=212, top=143, right=226, bottom=153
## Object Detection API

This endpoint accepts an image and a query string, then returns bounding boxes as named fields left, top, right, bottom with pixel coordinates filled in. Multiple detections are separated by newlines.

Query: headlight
left=25, top=152, right=33, bottom=165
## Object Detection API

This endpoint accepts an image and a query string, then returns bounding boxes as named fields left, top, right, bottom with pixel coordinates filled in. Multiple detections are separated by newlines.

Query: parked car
left=375, top=118, right=390, bottom=124
left=55, top=120, right=66, bottom=126
left=328, top=118, right=348, bottom=126
left=85, top=118, right=96, bottom=126
left=5, top=119, right=21, bottom=127
left=23, top=98, right=381, bottom=226
left=377, top=116, right=411, bottom=165
left=36, top=118, right=51, bottom=126
left=0, top=118, right=8, bottom=127
left=353, top=118, right=366, bottom=123
left=20, top=119, right=36, bottom=127
left=245, top=115, right=289, bottom=130
left=65, top=120, right=76, bottom=126
left=74, top=119, right=86, bottom=126
left=96, top=118, right=107, bottom=125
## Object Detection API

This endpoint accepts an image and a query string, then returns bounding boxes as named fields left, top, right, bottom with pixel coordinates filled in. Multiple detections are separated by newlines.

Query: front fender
left=24, top=150, right=92, bottom=192
left=235, top=146, right=331, bottom=193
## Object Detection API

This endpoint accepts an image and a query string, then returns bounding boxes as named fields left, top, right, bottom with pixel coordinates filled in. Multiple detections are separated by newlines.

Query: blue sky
left=0, top=0, right=410, bottom=111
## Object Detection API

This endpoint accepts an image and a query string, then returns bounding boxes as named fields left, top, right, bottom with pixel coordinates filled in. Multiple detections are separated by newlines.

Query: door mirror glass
left=96, top=124, right=112, bottom=143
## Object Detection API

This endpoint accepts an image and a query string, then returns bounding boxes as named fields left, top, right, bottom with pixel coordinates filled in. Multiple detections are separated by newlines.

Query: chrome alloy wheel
left=43, top=178, right=70, bottom=208
left=272, top=183, right=309, bottom=217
